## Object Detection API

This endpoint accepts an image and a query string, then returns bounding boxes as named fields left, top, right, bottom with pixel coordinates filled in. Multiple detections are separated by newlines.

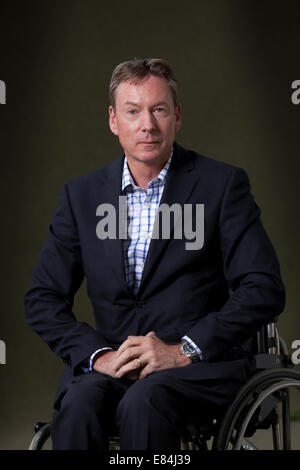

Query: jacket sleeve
left=185, top=167, right=286, bottom=361
left=24, top=183, right=111, bottom=375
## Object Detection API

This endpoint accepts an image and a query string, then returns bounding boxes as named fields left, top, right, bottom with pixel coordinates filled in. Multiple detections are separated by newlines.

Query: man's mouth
left=138, top=141, right=159, bottom=145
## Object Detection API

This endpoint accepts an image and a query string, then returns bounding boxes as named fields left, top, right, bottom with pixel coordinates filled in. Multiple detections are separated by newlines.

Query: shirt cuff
left=81, top=347, right=113, bottom=373
left=181, top=335, right=203, bottom=361
left=89, top=347, right=113, bottom=370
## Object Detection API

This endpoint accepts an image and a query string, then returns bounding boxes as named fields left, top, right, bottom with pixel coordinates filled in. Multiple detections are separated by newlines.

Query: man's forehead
left=115, top=76, right=172, bottom=104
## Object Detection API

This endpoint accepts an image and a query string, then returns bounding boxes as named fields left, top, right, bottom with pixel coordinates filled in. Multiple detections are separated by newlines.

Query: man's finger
left=115, top=358, right=142, bottom=378
left=113, top=345, right=141, bottom=371
left=117, top=336, right=144, bottom=356
left=139, top=362, right=154, bottom=379
left=146, top=331, right=156, bottom=337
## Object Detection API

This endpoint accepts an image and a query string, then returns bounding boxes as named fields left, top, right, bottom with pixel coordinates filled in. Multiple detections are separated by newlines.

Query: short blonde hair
left=109, top=58, right=179, bottom=110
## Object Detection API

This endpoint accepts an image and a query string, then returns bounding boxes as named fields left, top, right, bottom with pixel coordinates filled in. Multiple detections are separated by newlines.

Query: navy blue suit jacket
left=24, top=142, right=285, bottom=408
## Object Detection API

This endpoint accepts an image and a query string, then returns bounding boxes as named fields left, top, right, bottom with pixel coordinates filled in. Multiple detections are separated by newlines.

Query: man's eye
left=128, top=109, right=137, bottom=115
left=154, top=107, right=166, bottom=114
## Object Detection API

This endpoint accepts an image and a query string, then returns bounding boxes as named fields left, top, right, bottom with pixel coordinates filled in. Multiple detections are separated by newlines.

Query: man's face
left=109, top=75, right=182, bottom=167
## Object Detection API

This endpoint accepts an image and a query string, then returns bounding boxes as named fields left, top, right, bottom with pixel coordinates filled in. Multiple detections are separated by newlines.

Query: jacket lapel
left=96, top=154, right=133, bottom=298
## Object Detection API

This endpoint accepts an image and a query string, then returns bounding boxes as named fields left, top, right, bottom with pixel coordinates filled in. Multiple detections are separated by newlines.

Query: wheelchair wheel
left=213, top=369, right=300, bottom=450
left=28, top=422, right=52, bottom=450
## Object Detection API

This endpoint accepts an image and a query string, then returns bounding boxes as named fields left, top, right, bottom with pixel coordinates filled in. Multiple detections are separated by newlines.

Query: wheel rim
left=213, top=369, right=300, bottom=450
left=233, top=380, right=300, bottom=449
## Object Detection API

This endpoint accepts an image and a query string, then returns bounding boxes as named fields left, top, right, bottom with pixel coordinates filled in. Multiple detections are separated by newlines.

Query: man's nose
left=141, top=110, right=156, bottom=131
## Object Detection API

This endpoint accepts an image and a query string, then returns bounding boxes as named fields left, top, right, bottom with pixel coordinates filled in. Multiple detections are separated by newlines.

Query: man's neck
left=127, top=162, right=166, bottom=189
left=125, top=151, right=171, bottom=190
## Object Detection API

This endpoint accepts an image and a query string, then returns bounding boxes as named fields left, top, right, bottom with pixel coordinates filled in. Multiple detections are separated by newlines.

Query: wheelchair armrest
left=254, top=353, right=292, bottom=370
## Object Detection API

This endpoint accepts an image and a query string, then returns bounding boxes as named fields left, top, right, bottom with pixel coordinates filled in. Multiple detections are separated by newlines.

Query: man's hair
left=109, top=58, right=179, bottom=110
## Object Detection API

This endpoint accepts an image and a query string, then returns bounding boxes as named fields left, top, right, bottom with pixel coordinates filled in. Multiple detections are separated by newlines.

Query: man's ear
left=109, top=105, right=118, bottom=136
left=175, top=104, right=182, bottom=133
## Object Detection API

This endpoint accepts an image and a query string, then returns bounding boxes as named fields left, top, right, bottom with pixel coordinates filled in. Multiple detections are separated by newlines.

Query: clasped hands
left=93, top=331, right=192, bottom=380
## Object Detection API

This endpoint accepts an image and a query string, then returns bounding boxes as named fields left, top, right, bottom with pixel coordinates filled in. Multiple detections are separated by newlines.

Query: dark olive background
left=0, top=0, right=299, bottom=449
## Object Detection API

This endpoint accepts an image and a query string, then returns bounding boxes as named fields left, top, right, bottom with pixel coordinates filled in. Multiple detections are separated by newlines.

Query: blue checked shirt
left=87, top=151, right=202, bottom=371
left=121, top=154, right=171, bottom=296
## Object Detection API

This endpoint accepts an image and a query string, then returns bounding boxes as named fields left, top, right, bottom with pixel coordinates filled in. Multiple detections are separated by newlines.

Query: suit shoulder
left=189, top=148, right=243, bottom=176
left=171, top=143, right=252, bottom=198
left=64, top=155, right=123, bottom=191
left=179, top=145, right=247, bottom=186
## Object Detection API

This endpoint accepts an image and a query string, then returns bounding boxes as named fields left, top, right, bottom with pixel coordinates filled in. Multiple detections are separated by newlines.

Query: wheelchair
left=28, top=321, right=300, bottom=450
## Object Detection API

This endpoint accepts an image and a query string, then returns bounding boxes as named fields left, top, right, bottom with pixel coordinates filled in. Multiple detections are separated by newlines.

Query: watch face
left=182, top=342, right=194, bottom=356
left=183, top=343, right=193, bottom=354
left=181, top=341, right=199, bottom=362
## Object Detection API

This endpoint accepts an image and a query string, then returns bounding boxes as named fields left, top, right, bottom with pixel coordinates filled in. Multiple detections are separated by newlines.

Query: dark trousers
left=51, top=361, right=250, bottom=450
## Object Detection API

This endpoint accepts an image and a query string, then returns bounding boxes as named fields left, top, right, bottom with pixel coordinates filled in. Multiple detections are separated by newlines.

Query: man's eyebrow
left=123, top=100, right=169, bottom=107
left=123, top=101, right=139, bottom=106
left=152, top=101, right=169, bottom=107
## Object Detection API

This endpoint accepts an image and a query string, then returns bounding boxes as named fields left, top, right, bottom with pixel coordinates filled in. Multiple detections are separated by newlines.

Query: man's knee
left=57, top=382, right=102, bottom=421
left=52, top=377, right=115, bottom=450
left=55, top=372, right=129, bottom=427
left=116, top=374, right=184, bottom=449
left=116, top=374, right=178, bottom=419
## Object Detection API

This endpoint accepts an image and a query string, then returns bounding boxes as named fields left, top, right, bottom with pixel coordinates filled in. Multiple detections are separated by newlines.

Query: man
left=24, top=58, right=285, bottom=450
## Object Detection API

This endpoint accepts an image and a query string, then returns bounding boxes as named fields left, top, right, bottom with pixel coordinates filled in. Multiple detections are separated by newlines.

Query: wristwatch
left=180, top=340, right=200, bottom=363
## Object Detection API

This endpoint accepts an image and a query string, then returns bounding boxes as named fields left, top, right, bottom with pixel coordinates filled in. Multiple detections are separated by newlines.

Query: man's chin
left=136, top=151, right=160, bottom=161
left=130, top=147, right=171, bottom=165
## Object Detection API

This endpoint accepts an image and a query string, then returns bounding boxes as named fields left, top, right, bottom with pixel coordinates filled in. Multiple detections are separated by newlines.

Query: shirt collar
left=122, top=147, right=173, bottom=192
